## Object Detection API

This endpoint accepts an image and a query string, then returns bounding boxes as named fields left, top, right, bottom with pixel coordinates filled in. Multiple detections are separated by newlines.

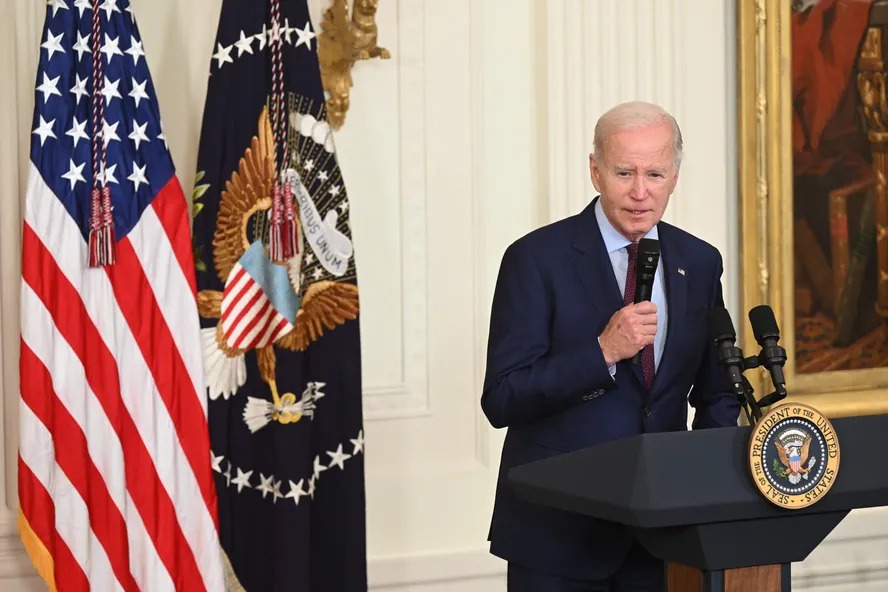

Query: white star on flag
left=326, top=444, right=352, bottom=470
left=350, top=430, right=365, bottom=455
left=231, top=468, right=253, bottom=493
left=312, top=455, right=327, bottom=480
left=256, top=24, right=268, bottom=51
left=129, top=78, right=149, bottom=107
left=294, top=21, right=316, bottom=50
left=285, top=479, right=309, bottom=506
left=101, top=76, right=122, bottom=104
left=234, top=30, right=254, bottom=56
left=99, top=0, right=119, bottom=19
left=66, top=117, right=89, bottom=148
left=41, top=31, right=65, bottom=60
left=102, top=119, right=121, bottom=147
left=72, top=31, right=90, bottom=61
left=36, top=73, right=61, bottom=103
left=70, top=74, right=88, bottom=104
left=282, top=18, right=294, bottom=44
left=128, top=120, right=150, bottom=149
left=127, top=162, right=149, bottom=192
left=73, top=0, right=90, bottom=17
left=47, top=0, right=68, bottom=17
left=100, top=162, right=119, bottom=185
left=61, top=159, right=86, bottom=190
left=32, top=116, right=56, bottom=146
left=213, top=42, right=233, bottom=68
left=125, top=35, right=145, bottom=65
left=100, top=33, right=124, bottom=61
left=257, top=473, right=275, bottom=499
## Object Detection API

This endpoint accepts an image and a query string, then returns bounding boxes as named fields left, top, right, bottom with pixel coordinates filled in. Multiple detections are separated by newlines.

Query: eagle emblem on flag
left=196, top=105, right=359, bottom=430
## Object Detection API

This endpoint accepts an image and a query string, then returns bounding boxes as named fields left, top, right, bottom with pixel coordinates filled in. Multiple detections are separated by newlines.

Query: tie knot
left=627, top=241, right=639, bottom=258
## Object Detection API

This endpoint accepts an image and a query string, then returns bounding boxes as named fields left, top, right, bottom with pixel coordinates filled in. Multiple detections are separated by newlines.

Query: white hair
left=592, top=101, right=683, bottom=170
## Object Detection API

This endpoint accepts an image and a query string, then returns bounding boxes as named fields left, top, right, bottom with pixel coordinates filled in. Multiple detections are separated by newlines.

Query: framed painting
left=738, top=0, right=888, bottom=417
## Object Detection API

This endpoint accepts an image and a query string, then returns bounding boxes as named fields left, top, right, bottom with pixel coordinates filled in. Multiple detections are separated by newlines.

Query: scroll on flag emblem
left=18, top=1, right=224, bottom=590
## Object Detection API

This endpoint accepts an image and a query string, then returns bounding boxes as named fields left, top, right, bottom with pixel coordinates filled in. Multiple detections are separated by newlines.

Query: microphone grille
left=637, top=238, right=660, bottom=256
left=708, top=307, right=736, bottom=342
left=748, top=305, right=780, bottom=341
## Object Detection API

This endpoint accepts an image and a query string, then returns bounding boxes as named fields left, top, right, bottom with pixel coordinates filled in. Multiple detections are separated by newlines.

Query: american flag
left=18, top=1, right=224, bottom=590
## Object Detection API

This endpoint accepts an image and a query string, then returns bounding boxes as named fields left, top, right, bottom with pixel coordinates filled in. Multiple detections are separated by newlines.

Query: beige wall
left=0, top=1, right=885, bottom=590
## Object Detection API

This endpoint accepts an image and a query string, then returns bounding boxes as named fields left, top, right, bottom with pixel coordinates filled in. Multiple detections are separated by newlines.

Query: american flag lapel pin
left=678, top=267, right=686, bottom=276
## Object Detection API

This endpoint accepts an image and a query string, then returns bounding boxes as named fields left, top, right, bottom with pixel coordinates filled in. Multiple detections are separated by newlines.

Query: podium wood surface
left=667, top=563, right=787, bottom=592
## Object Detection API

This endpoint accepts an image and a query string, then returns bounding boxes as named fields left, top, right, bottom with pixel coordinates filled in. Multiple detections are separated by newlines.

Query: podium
left=508, top=413, right=888, bottom=591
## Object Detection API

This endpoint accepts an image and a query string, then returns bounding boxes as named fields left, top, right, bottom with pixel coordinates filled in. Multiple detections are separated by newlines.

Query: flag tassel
left=88, top=186, right=116, bottom=267
left=269, top=178, right=297, bottom=262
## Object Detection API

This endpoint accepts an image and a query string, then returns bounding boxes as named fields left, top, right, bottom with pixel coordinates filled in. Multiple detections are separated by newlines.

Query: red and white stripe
left=221, top=265, right=293, bottom=350
left=19, top=164, right=224, bottom=592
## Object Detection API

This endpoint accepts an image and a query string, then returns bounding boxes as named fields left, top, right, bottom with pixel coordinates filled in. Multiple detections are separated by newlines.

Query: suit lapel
left=570, top=198, right=624, bottom=316
left=653, top=224, right=687, bottom=394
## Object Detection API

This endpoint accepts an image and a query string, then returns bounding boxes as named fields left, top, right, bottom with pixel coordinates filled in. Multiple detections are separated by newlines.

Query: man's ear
left=589, top=154, right=602, bottom=192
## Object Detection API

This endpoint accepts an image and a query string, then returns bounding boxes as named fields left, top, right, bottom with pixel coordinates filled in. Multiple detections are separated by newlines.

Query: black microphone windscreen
left=638, top=238, right=660, bottom=257
left=708, top=307, right=736, bottom=342
left=748, top=305, right=779, bottom=341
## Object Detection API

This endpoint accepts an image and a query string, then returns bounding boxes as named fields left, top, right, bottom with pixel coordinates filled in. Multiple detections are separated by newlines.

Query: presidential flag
left=191, top=0, right=366, bottom=590
left=18, top=1, right=224, bottom=590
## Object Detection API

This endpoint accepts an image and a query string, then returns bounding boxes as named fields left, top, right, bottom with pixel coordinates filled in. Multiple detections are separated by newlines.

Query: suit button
left=643, top=407, right=652, bottom=417
left=583, top=390, right=605, bottom=401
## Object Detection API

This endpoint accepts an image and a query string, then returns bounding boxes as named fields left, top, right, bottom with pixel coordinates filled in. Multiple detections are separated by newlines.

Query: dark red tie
left=624, top=242, right=656, bottom=390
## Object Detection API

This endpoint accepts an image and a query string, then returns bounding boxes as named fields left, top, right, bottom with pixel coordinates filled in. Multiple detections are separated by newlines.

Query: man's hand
left=598, top=302, right=658, bottom=366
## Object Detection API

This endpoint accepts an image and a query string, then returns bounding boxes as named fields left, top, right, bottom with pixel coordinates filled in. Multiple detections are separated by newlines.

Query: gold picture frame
left=738, top=0, right=888, bottom=417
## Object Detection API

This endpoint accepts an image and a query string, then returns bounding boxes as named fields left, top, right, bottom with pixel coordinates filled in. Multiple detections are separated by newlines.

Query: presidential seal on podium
left=748, top=403, right=841, bottom=509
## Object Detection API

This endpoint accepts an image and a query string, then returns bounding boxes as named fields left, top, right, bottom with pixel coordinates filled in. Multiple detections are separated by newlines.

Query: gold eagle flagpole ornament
left=317, top=0, right=391, bottom=129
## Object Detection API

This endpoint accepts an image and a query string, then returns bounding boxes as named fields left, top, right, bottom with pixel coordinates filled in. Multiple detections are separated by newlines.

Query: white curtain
left=0, top=1, right=43, bottom=515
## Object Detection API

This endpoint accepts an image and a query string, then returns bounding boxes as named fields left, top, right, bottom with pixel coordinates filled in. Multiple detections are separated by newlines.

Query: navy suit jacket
left=481, top=198, right=739, bottom=580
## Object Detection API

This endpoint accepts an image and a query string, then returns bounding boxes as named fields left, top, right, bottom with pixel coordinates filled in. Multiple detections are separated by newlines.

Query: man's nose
left=631, top=175, right=646, bottom=199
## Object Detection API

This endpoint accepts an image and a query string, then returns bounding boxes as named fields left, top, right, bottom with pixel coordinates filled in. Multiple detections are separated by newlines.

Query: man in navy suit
left=481, top=101, right=740, bottom=591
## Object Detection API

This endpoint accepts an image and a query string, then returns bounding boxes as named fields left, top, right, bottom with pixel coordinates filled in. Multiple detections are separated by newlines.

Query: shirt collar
left=594, top=198, right=659, bottom=254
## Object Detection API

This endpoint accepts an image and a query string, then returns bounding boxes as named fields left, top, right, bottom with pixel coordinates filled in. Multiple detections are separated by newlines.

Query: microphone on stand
left=632, top=238, right=660, bottom=365
left=708, top=307, right=762, bottom=423
left=748, top=305, right=788, bottom=408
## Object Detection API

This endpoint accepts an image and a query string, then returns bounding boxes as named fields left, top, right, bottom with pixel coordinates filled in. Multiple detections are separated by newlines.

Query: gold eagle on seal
left=197, top=105, right=359, bottom=431
left=774, top=434, right=814, bottom=484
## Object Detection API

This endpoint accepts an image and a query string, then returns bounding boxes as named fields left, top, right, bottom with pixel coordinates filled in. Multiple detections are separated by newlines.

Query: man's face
left=589, top=122, right=679, bottom=242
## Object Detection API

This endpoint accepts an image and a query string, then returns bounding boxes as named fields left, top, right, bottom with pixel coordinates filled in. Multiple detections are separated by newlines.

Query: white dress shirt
left=594, top=200, right=668, bottom=374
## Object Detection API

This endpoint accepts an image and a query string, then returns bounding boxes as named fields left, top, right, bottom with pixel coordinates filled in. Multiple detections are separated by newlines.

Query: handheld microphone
left=633, top=238, right=660, bottom=304
left=748, top=305, right=788, bottom=404
left=632, top=238, right=660, bottom=364
left=708, top=307, right=762, bottom=423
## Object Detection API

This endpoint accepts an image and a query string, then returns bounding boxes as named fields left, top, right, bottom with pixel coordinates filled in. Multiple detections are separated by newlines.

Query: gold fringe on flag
left=18, top=509, right=57, bottom=592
